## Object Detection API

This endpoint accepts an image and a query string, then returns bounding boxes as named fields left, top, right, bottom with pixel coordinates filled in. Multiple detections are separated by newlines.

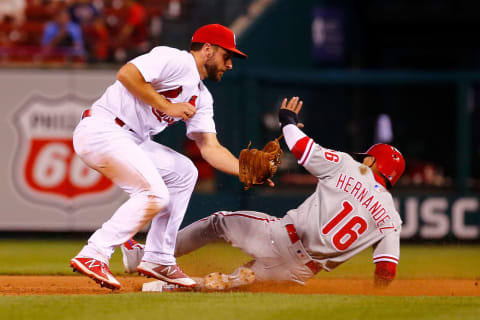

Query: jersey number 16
left=321, top=201, right=368, bottom=251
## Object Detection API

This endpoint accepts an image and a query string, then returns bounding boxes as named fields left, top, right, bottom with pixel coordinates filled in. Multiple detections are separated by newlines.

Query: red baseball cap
left=191, top=24, right=247, bottom=59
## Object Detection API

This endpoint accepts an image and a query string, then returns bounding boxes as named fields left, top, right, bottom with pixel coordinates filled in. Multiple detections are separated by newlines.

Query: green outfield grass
left=0, top=239, right=479, bottom=279
left=1, top=293, right=479, bottom=320
left=0, top=239, right=479, bottom=320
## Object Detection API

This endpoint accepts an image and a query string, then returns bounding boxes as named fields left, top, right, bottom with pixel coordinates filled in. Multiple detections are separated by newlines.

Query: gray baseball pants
left=174, top=210, right=318, bottom=285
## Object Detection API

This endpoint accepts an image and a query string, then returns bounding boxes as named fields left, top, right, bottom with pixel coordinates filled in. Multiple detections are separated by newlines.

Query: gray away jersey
left=286, top=138, right=401, bottom=271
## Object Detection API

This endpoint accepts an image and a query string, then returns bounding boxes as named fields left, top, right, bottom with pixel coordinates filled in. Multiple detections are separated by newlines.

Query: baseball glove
left=239, top=136, right=283, bottom=190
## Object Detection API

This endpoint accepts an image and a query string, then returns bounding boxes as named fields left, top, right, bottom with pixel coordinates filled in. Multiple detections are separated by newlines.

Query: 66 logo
left=11, top=93, right=121, bottom=212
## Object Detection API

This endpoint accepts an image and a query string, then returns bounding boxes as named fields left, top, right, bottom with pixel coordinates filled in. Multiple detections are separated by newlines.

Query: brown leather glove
left=239, top=137, right=283, bottom=190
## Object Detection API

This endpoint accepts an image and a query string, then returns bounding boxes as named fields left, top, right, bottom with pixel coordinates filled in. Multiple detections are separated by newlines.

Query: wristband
left=278, top=109, right=299, bottom=128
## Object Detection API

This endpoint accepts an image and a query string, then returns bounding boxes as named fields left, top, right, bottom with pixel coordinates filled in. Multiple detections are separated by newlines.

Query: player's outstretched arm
left=278, top=97, right=341, bottom=178
left=278, top=96, right=313, bottom=160
left=190, top=132, right=239, bottom=176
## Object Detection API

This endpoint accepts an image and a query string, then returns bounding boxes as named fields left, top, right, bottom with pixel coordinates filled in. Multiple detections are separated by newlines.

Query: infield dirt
left=0, top=276, right=478, bottom=296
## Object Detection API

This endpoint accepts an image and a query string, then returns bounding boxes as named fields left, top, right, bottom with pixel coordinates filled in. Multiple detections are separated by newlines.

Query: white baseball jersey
left=91, top=46, right=217, bottom=140
left=284, top=128, right=401, bottom=271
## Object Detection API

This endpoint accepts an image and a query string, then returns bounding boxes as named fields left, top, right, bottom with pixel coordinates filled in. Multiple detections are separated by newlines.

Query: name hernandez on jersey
left=282, top=124, right=401, bottom=272
left=335, top=173, right=396, bottom=233
left=90, top=46, right=217, bottom=140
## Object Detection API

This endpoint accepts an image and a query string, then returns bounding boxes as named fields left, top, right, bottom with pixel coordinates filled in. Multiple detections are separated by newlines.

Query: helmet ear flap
left=384, top=176, right=393, bottom=190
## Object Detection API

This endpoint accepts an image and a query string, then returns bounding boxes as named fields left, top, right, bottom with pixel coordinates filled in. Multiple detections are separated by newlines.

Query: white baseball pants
left=73, top=109, right=197, bottom=265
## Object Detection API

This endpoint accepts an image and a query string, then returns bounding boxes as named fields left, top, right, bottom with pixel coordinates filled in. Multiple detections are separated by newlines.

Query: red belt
left=81, top=109, right=134, bottom=132
left=285, top=224, right=321, bottom=275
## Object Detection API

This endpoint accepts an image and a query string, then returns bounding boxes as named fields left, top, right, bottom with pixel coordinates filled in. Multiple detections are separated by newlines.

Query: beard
left=205, top=61, right=223, bottom=82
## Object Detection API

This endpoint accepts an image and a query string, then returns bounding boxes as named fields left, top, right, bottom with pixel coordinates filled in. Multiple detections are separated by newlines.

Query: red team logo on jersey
left=151, top=108, right=177, bottom=126
left=10, top=93, right=121, bottom=212
left=152, top=86, right=197, bottom=126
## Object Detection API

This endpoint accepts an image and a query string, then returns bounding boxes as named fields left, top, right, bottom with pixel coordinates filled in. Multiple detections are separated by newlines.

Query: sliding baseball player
left=123, top=96, right=405, bottom=290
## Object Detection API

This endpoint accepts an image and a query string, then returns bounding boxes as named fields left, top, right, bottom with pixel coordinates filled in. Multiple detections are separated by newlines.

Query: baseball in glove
left=239, top=136, right=283, bottom=190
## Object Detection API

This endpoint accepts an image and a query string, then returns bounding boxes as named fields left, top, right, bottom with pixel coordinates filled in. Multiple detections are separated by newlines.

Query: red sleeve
left=291, top=136, right=314, bottom=165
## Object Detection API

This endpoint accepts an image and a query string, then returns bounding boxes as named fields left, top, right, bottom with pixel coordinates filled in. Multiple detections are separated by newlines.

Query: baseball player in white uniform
left=70, top=24, right=249, bottom=290
left=122, top=97, right=406, bottom=290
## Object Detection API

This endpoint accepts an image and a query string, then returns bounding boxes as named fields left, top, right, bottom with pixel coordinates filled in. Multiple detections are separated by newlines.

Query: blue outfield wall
left=185, top=194, right=480, bottom=242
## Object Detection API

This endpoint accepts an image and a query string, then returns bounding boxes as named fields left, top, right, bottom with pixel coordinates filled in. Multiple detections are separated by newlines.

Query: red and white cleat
left=137, top=261, right=196, bottom=288
left=70, top=257, right=121, bottom=290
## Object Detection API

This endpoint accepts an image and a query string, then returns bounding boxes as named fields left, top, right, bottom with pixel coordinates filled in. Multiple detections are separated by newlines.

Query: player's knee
left=178, top=156, right=198, bottom=186
left=207, top=212, right=228, bottom=236
left=187, top=161, right=198, bottom=184
left=143, top=193, right=170, bottom=219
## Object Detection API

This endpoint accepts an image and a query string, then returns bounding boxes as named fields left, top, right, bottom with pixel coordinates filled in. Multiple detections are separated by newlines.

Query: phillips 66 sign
left=10, top=93, right=121, bottom=212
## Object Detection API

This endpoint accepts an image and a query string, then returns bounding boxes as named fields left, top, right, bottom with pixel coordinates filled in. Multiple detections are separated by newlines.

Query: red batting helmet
left=366, top=143, right=405, bottom=186
left=356, top=143, right=405, bottom=188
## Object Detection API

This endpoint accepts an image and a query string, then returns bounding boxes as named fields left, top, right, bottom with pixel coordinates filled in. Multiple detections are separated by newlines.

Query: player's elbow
left=374, top=261, right=396, bottom=288
left=117, top=63, right=144, bottom=86
left=116, top=64, right=131, bottom=84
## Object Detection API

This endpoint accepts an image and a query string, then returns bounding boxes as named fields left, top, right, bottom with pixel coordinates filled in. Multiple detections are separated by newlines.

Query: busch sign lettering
left=11, top=93, right=121, bottom=212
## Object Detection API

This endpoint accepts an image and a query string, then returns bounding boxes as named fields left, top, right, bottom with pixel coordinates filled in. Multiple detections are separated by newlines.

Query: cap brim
left=224, top=47, right=248, bottom=59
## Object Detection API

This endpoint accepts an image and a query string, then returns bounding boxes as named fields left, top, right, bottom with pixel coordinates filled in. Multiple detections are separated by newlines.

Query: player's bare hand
left=169, top=102, right=196, bottom=120
left=280, top=97, right=304, bottom=128
left=280, top=96, right=303, bottom=115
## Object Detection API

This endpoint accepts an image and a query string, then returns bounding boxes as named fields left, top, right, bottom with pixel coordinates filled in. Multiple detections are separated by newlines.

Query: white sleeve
left=372, top=230, right=400, bottom=265
left=129, top=47, right=181, bottom=83
left=282, top=124, right=315, bottom=165
left=282, top=124, right=344, bottom=179
left=283, top=124, right=307, bottom=150
left=185, top=87, right=216, bottom=139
